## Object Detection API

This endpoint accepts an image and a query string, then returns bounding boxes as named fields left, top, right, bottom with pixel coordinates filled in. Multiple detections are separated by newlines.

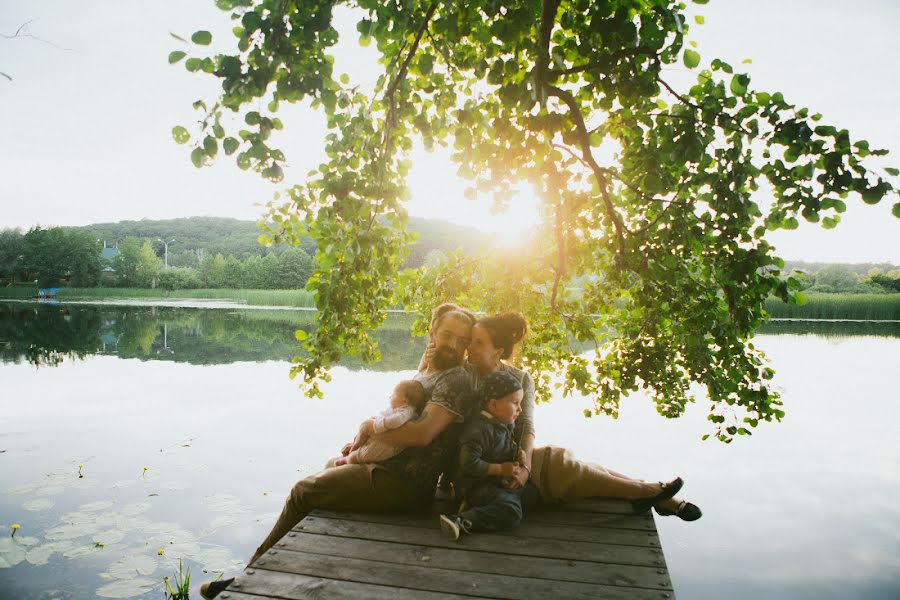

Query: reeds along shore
left=1, top=288, right=898, bottom=320
left=764, top=293, right=900, bottom=320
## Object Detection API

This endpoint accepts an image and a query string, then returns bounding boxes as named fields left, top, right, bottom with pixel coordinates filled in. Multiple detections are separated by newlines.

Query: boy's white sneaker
left=439, top=514, right=472, bottom=541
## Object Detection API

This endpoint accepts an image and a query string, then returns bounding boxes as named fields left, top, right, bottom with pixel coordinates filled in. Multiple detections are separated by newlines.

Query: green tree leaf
left=683, top=49, right=701, bottom=69
left=168, top=51, right=187, bottom=64
left=191, top=31, right=212, bottom=45
left=171, top=126, right=190, bottom=145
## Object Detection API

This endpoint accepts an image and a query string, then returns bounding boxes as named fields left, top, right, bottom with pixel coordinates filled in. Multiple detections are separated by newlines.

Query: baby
left=439, top=370, right=530, bottom=540
left=336, top=379, right=427, bottom=465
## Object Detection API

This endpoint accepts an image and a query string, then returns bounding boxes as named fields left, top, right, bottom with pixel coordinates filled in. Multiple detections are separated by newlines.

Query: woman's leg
left=603, top=466, right=684, bottom=511
left=531, top=446, right=672, bottom=503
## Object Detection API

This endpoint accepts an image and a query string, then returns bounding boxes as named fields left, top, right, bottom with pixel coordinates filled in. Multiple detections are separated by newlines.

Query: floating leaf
left=35, top=485, right=66, bottom=496
left=80, top=500, right=115, bottom=512
left=106, top=554, right=157, bottom=579
left=0, top=536, right=39, bottom=568
left=120, top=502, right=151, bottom=516
left=23, top=498, right=55, bottom=512
left=93, top=530, right=126, bottom=545
left=96, top=578, right=157, bottom=598
left=194, top=547, right=244, bottom=573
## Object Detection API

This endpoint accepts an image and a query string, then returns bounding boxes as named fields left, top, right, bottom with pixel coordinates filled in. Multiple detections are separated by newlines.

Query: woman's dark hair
left=475, top=311, right=528, bottom=360
left=429, top=302, right=476, bottom=333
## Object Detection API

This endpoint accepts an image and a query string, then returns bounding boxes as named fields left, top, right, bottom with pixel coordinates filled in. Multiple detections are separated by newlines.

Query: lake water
left=1, top=301, right=898, bottom=599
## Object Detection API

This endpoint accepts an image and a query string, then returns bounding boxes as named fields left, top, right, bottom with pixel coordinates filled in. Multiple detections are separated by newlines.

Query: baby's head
left=390, top=379, right=427, bottom=412
left=479, top=371, right=523, bottom=425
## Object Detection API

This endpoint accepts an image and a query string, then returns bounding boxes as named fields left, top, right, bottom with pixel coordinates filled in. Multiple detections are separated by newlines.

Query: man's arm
left=354, top=402, right=456, bottom=449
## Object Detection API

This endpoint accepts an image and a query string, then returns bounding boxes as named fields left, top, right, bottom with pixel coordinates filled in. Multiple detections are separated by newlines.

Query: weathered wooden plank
left=314, top=507, right=656, bottom=536
left=274, top=531, right=672, bottom=590
left=294, top=517, right=667, bottom=568
left=553, top=498, right=639, bottom=514
left=219, top=569, right=480, bottom=600
left=524, top=509, right=656, bottom=530
left=311, top=509, right=657, bottom=545
left=252, top=549, right=674, bottom=600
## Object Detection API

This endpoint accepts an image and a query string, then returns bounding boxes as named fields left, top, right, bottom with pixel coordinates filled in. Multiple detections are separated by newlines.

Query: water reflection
left=0, top=302, right=423, bottom=370
left=1, top=303, right=899, bottom=599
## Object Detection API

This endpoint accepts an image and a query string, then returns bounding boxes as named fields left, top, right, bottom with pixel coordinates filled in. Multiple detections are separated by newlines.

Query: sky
left=1, top=0, right=898, bottom=262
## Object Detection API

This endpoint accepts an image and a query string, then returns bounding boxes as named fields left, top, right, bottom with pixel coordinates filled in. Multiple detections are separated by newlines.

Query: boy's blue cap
left=479, top=371, right=522, bottom=406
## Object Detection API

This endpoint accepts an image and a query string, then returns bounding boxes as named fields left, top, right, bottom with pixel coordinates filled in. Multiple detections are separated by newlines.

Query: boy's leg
left=459, top=482, right=524, bottom=532
left=249, top=464, right=423, bottom=563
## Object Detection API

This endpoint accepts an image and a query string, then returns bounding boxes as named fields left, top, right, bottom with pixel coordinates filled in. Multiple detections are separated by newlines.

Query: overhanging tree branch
left=545, top=83, right=629, bottom=258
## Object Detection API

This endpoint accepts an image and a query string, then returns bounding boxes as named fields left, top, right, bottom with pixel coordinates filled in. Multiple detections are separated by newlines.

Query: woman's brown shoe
left=655, top=500, right=702, bottom=521
left=630, top=477, right=684, bottom=513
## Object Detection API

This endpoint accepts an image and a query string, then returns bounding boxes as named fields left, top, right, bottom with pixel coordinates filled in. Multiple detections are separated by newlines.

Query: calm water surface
left=1, top=302, right=898, bottom=599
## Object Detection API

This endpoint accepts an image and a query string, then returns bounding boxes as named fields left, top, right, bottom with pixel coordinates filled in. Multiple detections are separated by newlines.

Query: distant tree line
left=2, top=219, right=897, bottom=293
left=0, top=227, right=314, bottom=290
left=790, top=264, right=900, bottom=294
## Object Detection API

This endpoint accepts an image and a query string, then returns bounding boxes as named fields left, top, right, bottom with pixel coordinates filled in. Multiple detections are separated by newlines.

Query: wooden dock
left=215, top=499, right=675, bottom=599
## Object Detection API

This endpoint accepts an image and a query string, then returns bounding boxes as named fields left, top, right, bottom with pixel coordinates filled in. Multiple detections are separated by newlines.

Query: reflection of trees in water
left=0, top=303, right=103, bottom=367
left=758, top=320, right=900, bottom=338
left=0, top=303, right=424, bottom=370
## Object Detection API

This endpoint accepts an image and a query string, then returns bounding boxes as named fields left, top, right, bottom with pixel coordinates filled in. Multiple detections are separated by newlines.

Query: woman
left=464, top=311, right=701, bottom=520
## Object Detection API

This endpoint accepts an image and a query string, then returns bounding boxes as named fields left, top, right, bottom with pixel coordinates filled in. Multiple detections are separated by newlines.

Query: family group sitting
left=200, top=303, right=701, bottom=599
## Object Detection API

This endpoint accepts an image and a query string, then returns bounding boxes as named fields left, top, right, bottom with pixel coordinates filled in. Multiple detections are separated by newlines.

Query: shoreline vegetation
left=1, top=287, right=898, bottom=321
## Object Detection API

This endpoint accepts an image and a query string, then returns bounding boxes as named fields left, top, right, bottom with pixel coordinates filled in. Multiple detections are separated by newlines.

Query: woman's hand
left=340, top=442, right=353, bottom=456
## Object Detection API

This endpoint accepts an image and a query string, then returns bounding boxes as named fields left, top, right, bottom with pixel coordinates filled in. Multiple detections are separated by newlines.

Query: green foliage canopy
left=175, top=0, right=899, bottom=441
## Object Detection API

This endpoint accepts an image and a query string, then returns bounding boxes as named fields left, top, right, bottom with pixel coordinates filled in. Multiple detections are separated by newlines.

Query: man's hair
left=396, top=379, right=427, bottom=412
left=429, top=302, right=476, bottom=334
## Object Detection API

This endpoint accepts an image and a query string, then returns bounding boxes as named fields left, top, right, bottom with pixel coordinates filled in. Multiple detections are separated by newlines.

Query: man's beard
left=431, top=345, right=462, bottom=370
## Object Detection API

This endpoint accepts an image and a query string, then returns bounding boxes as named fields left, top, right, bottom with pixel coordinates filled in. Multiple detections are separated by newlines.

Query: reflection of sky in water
left=1, top=330, right=899, bottom=599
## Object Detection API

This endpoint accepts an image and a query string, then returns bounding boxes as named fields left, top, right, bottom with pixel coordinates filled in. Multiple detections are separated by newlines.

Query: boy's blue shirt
left=456, top=409, right=518, bottom=495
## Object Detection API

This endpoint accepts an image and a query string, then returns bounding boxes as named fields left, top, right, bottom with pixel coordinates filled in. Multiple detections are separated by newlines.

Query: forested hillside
left=71, top=216, right=482, bottom=269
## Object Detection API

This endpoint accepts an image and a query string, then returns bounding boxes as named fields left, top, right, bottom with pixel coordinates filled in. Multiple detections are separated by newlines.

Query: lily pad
left=142, top=522, right=196, bottom=546
left=63, top=544, right=105, bottom=559
left=25, top=540, right=75, bottom=566
left=45, top=521, right=96, bottom=541
left=35, top=485, right=66, bottom=496
left=194, top=547, right=244, bottom=573
left=23, top=498, right=55, bottom=511
left=204, top=494, right=249, bottom=514
left=95, top=577, right=157, bottom=598
left=0, top=536, right=39, bottom=569
left=4, top=482, right=40, bottom=495
left=116, top=515, right=151, bottom=531
left=79, top=500, right=115, bottom=512
left=162, top=542, right=202, bottom=559
left=120, top=501, right=151, bottom=516
left=208, top=515, right=239, bottom=529
left=93, top=529, right=126, bottom=545
left=106, top=553, right=157, bottom=579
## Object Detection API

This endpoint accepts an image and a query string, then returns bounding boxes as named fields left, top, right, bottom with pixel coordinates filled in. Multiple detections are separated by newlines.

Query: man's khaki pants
left=250, top=463, right=425, bottom=564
